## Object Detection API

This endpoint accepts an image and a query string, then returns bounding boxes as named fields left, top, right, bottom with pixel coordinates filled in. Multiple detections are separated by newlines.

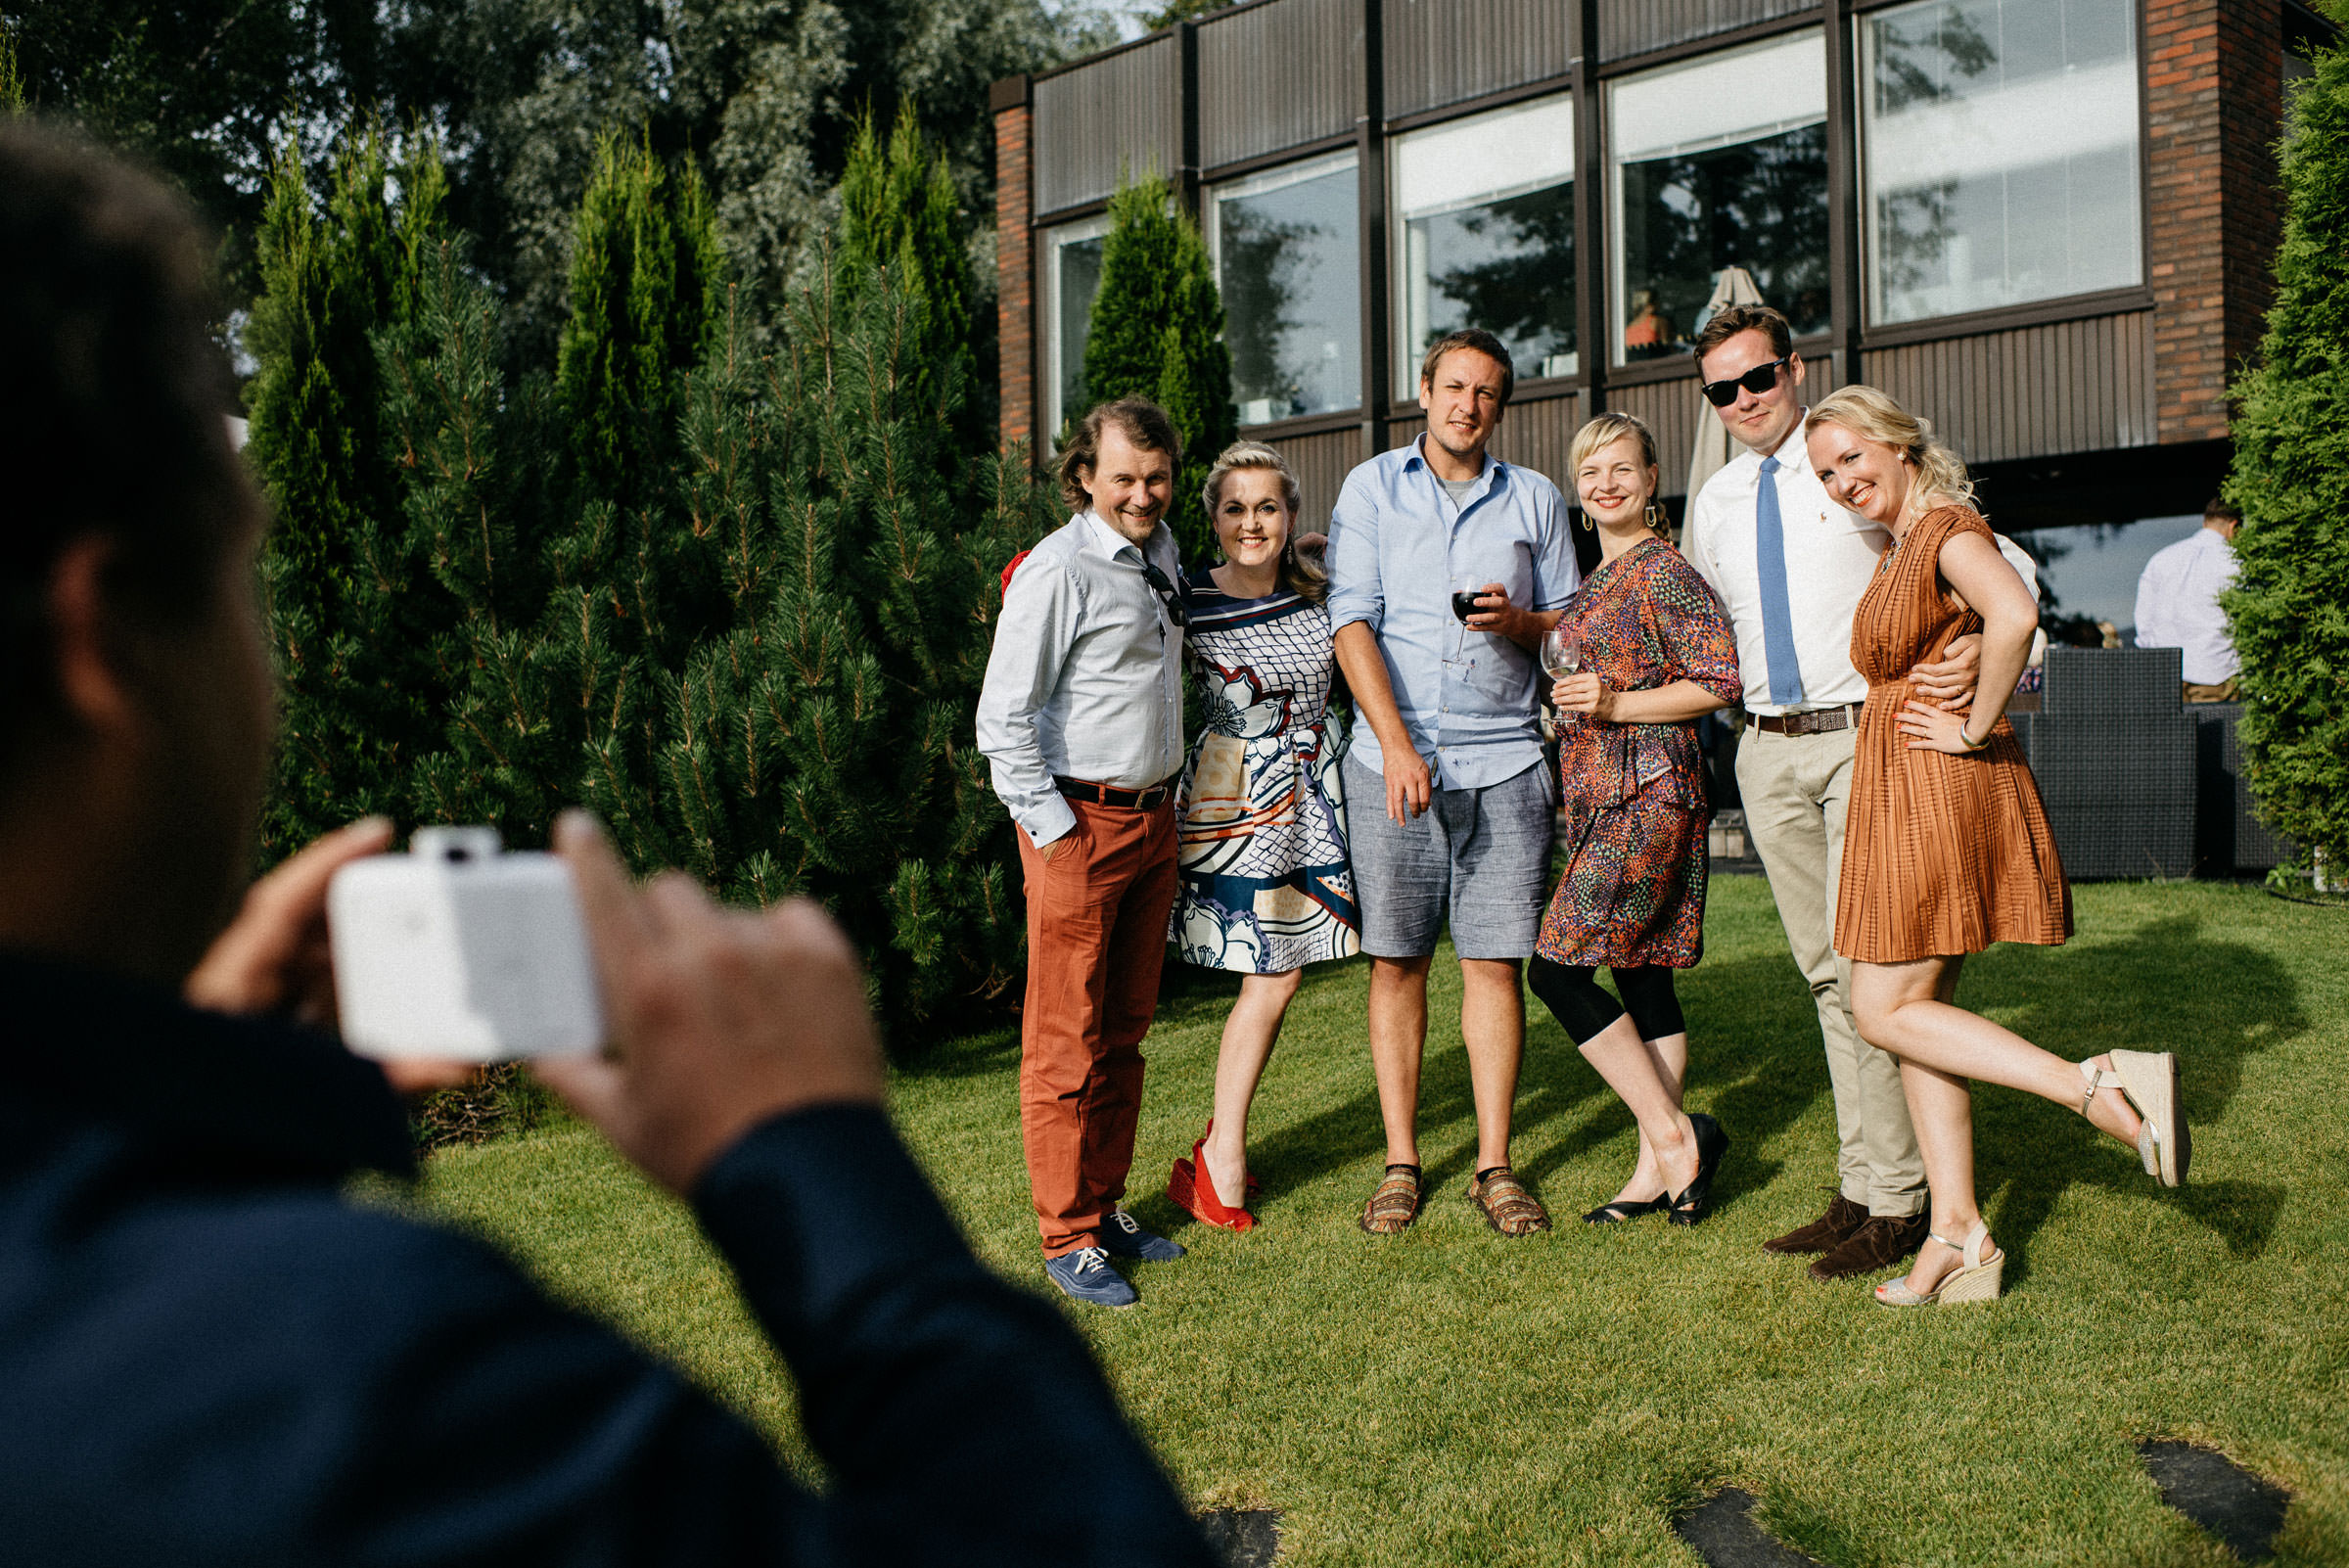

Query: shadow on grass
left=1958, top=912, right=2299, bottom=1268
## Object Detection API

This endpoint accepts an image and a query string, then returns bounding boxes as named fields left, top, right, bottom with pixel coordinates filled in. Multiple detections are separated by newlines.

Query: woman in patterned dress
left=1805, top=387, right=2188, bottom=1308
left=1164, top=442, right=1359, bottom=1233
left=1528, top=414, right=1741, bottom=1225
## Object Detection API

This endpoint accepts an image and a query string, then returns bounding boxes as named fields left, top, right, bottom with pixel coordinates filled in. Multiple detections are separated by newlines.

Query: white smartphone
left=327, top=826, right=604, bottom=1061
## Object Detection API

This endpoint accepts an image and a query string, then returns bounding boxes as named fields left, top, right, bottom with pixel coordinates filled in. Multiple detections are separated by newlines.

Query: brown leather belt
left=1750, top=702, right=1864, bottom=736
left=1054, top=774, right=1179, bottom=810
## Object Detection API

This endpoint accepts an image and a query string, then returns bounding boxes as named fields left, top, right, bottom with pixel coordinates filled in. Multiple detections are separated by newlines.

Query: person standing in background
left=977, top=399, right=1194, bottom=1310
left=2134, top=498, right=2243, bottom=702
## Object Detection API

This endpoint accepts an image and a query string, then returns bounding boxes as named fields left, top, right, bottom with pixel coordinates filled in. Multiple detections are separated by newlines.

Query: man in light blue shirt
left=1327, top=329, right=1581, bottom=1237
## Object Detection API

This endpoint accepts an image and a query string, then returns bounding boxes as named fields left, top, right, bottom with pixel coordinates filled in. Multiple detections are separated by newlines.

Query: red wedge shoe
left=1167, top=1123, right=1255, bottom=1232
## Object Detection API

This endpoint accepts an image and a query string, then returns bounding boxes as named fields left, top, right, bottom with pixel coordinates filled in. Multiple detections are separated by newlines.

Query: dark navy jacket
left=0, top=954, right=1215, bottom=1566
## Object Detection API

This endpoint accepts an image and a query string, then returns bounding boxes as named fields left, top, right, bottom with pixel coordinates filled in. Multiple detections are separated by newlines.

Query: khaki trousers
left=1735, top=723, right=1926, bottom=1217
left=1014, top=799, right=1179, bottom=1258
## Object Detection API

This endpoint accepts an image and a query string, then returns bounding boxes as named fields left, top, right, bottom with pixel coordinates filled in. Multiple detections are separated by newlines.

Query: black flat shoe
left=1667, top=1113, right=1730, bottom=1227
left=1583, top=1196, right=1670, bottom=1224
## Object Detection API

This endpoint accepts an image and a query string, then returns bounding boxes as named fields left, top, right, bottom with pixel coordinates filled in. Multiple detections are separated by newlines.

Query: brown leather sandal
left=1359, top=1164, right=1422, bottom=1234
left=1468, top=1166, right=1551, bottom=1236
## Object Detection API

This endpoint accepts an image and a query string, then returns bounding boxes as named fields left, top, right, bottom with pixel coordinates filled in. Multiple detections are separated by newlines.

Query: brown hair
left=2204, top=496, right=2241, bottom=527
left=1418, top=328, right=1515, bottom=408
left=1, top=120, right=254, bottom=786
left=1692, top=302, right=1793, bottom=372
left=1805, top=385, right=1977, bottom=513
left=1056, top=398, right=1183, bottom=514
left=1201, top=440, right=1327, bottom=603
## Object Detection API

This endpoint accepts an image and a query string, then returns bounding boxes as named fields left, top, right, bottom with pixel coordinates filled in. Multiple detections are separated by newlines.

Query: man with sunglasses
left=1681, top=304, right=2037, bottom=1286
left=978, top=398, right=1193, bottom=1309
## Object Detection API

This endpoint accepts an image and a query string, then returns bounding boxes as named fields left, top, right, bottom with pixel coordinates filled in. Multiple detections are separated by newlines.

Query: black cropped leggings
left=1526, top=955, right=1686, bottom=1047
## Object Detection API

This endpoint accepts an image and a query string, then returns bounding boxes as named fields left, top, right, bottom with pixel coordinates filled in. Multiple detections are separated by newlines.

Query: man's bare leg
left=1368, top=954, right=1432, bottom=1167
left=1459, top=957, right=1525, bottom=1171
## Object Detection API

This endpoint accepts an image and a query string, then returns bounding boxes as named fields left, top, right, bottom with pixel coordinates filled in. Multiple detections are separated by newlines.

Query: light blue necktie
left=1755, top=455, right=1805, bottom=707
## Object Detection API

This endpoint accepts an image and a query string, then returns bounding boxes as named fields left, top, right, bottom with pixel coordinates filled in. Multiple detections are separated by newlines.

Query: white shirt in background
left=1682, top=417, right=2040, bottom=715
left=2134, top=527, right=2240, bottom=685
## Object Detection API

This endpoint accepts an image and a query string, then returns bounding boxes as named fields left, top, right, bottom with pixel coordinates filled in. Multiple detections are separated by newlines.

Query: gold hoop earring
left=1577, top=510, right=1595, bottom=532
left=1643, top=499, right=1668, bottom=533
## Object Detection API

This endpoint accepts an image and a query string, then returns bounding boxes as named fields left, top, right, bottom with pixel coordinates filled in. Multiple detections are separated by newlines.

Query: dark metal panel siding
left=1382, top=0, right=1573, bottom=118
left=1034, top=38, right=1182, bottom=214
left=1200, top=0, right=1364, bottom=168
left=1608, top=379, right=1701, bottom=496
left=1267, top=427, right=1370, bottom=530
left=1859, top=312, right=2158, bottom=468
left=1596, top=0, right=1820, bottom=62
left=1491, top=391, right=1585, bottom=491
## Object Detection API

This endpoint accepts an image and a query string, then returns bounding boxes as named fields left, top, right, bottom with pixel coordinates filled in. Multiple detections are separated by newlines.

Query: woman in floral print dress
left=1529, top=414, right=1743, bottom=1226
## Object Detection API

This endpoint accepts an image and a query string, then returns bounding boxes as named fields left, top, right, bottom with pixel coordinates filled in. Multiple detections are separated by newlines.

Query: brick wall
left=992, top=76, right=1036, bottom=458
left=2144, top=0, right=2283, bottom=444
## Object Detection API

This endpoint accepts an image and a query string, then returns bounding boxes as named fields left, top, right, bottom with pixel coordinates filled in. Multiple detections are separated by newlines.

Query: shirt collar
left=0, top=949, right=417, bottom=1181
left=1403, top=435, right=1502, bottom=490
left=1079, top=508, right=1169, bottom=566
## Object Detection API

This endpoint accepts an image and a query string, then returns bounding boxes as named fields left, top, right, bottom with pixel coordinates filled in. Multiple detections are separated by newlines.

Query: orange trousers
left=1015, top=798, right=1178, bottom=1257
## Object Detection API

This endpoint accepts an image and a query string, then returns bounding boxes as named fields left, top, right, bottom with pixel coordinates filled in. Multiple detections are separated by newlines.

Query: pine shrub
left=244, top=129, right=461, bottom=859
left=1081, top=175, right=1233, bottom=565
left=2223, top=44, right=2349, bottom=870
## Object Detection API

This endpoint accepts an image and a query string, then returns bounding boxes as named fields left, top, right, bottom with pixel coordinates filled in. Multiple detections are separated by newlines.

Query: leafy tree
left=4, top=0, right=386, bottom=301
left=2223, top=41, right=2349, bottom=879
left=243, top=127, right=458, bottom=858
left=2, top=20, right=24, bottom=113
left=1136, top=0, right=1221, bottom=26
left=1081, top=174, right=1233, bottom=564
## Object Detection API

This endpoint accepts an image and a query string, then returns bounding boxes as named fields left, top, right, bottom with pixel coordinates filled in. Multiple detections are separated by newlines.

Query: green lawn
left=422, top=877, right=2349, bottom=1566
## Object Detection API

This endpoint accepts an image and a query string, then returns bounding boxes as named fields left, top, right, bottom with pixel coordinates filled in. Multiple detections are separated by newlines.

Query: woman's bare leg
left=1853, top=954, right=2147, bottom=1294
left=1201, top=967, right=1303, bottom=1205
left=1578, top=1017, right=1696, bottom=1202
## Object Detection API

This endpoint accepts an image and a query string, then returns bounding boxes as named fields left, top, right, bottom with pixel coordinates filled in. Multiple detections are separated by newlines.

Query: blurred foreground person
left=1804, top=387, right=2188, bottom=1310
left=0, top=120, right=1213, bottom=1568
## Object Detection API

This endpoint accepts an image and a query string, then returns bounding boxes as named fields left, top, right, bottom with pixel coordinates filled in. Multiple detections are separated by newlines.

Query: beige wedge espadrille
left=1873, top=1221, right=2004, bottom=1308
left=2078, top=1051, right=2190, bottom=1187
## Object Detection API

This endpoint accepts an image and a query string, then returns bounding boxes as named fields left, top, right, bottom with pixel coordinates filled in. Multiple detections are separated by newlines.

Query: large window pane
left=1042, top=216, right=1108, bottom=438
left=1609, top=31, right=1830, bottom=364
left=1209, top=154, right=1360, bottom=425
left=1863, top=0, right=2142, bottom=326
left=1392, top=95, right=1577, bottom=398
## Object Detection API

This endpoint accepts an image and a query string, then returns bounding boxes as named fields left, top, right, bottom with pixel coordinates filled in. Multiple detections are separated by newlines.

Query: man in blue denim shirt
left=1327, top=330, right=1581, bottom=1238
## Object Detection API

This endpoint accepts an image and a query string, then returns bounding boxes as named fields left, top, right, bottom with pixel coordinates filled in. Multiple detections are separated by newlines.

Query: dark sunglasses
left=1139, top=561, right=1190, bottom=628
left=1700, top=356, right=1791, bottom=407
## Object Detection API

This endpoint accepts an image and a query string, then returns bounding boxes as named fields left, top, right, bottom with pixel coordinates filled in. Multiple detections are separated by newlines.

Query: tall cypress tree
left=838, top=101, right=976, bottom=448
left=1081, top=173, right=1233, bottom=565
left=244, top=127, right=457, bottom=859
left=2223, top=44, right=2349, bottom=878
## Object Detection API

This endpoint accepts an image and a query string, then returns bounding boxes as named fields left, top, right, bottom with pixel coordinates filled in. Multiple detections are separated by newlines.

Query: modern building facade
left=992, top=0, right=2330, bottom=536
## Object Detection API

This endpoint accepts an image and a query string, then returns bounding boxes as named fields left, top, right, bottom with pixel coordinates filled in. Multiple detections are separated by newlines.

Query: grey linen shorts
left=1340, top=755, right=1554, bottom=960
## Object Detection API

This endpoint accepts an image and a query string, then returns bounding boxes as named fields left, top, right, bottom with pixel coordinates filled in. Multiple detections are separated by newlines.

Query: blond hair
left=1201, top=440, right=1326, bottom=602
left=1804, top=385, right=1976, bottom=512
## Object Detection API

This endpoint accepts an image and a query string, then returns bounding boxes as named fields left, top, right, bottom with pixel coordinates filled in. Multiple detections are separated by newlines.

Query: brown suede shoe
left=1808, top=1211, right=1931, bottom=1282
left=1762, top=1191, right=1869, bottom=1256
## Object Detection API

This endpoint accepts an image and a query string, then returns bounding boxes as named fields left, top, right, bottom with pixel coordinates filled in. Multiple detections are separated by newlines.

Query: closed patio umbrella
left=1684, top=265, right=1765, bottom=505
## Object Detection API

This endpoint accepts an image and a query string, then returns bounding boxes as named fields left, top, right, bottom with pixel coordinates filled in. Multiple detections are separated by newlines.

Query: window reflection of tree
left=1620, top=124, right=1829, bottom=359
left=1423, top=184, right=1577, bottom=372
left=1870, top=7, right=1996, bottom=311
left=1221, top=200, right=1314, bottom=418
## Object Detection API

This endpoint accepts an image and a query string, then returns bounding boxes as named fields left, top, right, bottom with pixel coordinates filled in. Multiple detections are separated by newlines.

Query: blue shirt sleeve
left=1529, top=478, right=1581, bottom=612
left=1324, top=465, right=1385, bottom=635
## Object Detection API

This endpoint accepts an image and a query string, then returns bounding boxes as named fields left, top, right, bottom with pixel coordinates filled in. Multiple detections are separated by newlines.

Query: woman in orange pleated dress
left=1802, top=387, right=2191, bottom=1310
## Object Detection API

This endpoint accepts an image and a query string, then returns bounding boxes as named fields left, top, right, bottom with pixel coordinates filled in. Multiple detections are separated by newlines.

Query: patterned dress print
left=1836, top=506, right=2071, bottom=963
left=1170, top=569, right=1360, bottom=974
left=1536, top=538, right=1742, bottom=969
